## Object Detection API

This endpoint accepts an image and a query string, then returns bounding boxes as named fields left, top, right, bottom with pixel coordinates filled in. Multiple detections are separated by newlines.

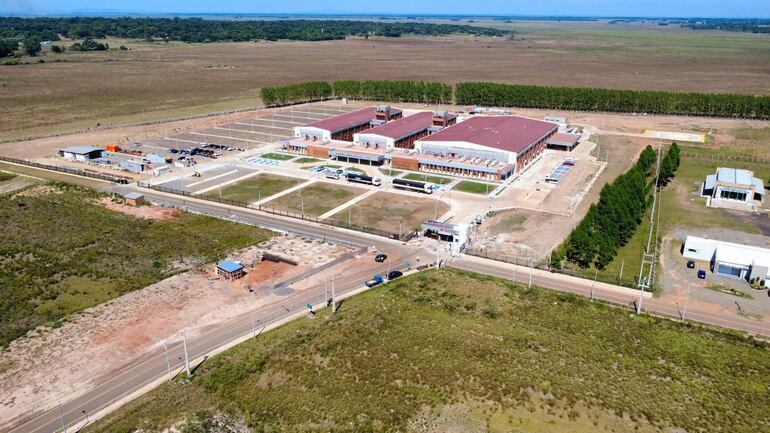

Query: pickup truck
left=365, top=274, right=384, bottom=288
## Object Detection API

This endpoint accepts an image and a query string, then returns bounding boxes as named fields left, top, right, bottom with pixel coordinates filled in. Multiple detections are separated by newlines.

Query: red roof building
left=415, top=116, right=558, bottom=174
left=353, top=111, right=456, bottom=149
left=293, top=107, right=402, bottom=142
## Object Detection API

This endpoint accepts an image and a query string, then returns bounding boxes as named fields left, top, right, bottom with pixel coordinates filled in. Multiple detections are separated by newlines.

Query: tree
left=51, top=45, right=64, bottom=53
left=23, top=36, right=41, bottom=56
left=0, top=39, right=17, bottom=58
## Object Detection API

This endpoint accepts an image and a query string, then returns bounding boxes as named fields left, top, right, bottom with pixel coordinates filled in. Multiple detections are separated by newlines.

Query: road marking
left=186, top=169, right=238, bottom=187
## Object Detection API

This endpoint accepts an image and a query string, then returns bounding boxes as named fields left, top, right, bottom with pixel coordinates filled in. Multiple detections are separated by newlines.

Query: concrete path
left=318, top=188, right=379, bottom=220
left=253, top=178, right=316, bottom=206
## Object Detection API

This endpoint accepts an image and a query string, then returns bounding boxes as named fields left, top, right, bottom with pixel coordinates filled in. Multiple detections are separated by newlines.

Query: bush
left=51, top=44, right=64, bottom=53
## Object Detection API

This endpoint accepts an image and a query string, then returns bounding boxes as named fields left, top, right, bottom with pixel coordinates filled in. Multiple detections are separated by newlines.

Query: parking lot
left=142, top=103, right=358, bottom=158
left=157, top=164, right=262, bottom=195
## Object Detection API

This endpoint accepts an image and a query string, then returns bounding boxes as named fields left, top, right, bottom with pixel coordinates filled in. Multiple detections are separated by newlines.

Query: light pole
left=161, top=339, right=173, bottom=382
left=181, top=329, right=191, bottom=377
left=54, top=396, right=67, bottom=433
left=331, top=273, right=337, bottom=313
left=251, top=311, right=257, bottom=338
left=528, top=259, right=533, bottom=288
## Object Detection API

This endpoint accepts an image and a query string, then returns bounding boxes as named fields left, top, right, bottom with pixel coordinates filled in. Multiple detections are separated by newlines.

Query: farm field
left=265, top=182, right=364, bottom=217
left=204, top=173, right=298, bottom=203
left=2, top=20, right=768, bottom=139
left=331, top=191, right=449, bottom=233
left=0, top=183, right=272, bottom=346
left=88, top=268, right=770, bottom=433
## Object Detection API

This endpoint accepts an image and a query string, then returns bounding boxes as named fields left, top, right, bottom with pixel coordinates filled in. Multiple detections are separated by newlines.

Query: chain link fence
left=0, top=155, right=132, bottom=184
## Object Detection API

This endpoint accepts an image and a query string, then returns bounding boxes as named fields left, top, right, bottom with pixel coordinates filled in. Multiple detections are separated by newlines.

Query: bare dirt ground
left=0, top=234, right=352, bottom=426
left=97, top=197, right=181, bottom=220
left=0, top=175, right=35, bottom=196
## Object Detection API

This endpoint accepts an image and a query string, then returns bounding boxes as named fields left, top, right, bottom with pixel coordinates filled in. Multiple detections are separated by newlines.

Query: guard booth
left=422, top=220, right=472, bottom=255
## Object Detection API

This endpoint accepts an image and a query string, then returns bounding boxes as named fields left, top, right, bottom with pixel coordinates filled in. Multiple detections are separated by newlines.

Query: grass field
left=89, top=268, right=770, bottom=433
left=0, top=183, right=272, bottom=346
left=260, top=152, right=296, bottom=161
left=0, top=171, right=16, bottom=182
left=265, top=182, right=363, bottom=217
left=330, top=191, right=449, bottom=233
left=293, top=157, right=321, bottom=164
left=204, top=174, right=299, bottom=203
left=3, top=21, right=767, bottom=140
left=454, top=180, right=494, bottom=194
left=403, top=172, right=452, bottom=185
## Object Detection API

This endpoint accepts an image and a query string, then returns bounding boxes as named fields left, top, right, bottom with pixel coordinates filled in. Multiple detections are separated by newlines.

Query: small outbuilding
left=702, top=167, right=764, bottom=211
left=217, top=260, right=246, bottom=280
left=59, top=146, right=105, bottom=161
left=123, top=192, right=144, bottom=206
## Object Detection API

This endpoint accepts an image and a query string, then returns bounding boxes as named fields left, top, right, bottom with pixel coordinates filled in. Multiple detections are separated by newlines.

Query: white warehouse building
left=682, top=235, right=770, bottom=283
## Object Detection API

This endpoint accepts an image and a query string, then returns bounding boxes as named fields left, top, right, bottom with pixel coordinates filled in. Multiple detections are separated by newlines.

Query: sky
left=1, top=0, right=769, bottom=18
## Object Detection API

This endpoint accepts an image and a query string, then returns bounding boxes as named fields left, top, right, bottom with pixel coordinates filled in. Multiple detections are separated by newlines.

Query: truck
left=325, top=168, right=345, bottom=180
left=346, top=172, right=382, bottom=187
left=365, top=274, right=384, bottom=288
left=392, top=178, right=434, bottom=194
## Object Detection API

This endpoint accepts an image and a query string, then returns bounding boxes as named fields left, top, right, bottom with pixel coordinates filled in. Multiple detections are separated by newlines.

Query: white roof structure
left=60, top=146, right=104, bottom=155
left=704, top=167, right=765, bottom=196
left=685, top=235, right=770, bottom=268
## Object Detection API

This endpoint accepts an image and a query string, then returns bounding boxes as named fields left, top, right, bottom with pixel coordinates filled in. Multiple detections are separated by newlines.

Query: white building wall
left=414, top=140, right=516, bottom=164
left=294, top=126, right=330, bottom=142
left=353, top=133, right=393, bottom=149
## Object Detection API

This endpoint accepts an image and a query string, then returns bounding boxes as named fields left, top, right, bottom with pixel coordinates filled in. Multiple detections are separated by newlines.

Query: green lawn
left=294, top=157, right=322, bottom=164
left=454, top=180, right=494, bottom=195
left=0, top=183, right=272, bottom=347
left=403, top=172, right=452, bottom=185
left=90, top=268, right=770, bottom=433
left=265, top=182, right=363, bottom=217
left=260, top=152, right=296, bottom=161
left=204, top=174, right=299, bottom=203
left=380, top=168, right=402, bottom=177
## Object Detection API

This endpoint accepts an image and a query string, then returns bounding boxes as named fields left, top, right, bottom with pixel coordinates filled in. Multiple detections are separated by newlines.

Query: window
left=719, top=189, right=747, bottom=202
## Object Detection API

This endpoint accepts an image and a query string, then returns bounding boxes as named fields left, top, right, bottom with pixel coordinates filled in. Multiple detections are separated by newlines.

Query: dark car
left=168, top=148, right=179, bottom=154
left=697, top=270, right=707, bottom=279
left=387, top=270, right=403, bottom=280
left=375, top=253, right=388, bottom=263
left=687, top=260, right=696, bottom=269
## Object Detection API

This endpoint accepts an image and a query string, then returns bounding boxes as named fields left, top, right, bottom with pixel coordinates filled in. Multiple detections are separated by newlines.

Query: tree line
left=0, top=17, right=507, bottom=43
left=333, top=80, right=453, bottom=104
left=260, top=80, right=770, bottom=120
left=455, top=82, right=770, bottom=120
left=260, top=81, right=333, bottom=106
left=552, top=144, right=680, bottom=270
left=261, top=80, right=454, bottom=106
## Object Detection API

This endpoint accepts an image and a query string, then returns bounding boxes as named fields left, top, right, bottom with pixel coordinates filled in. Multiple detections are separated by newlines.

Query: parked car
left=687, top=260, right=696, bottom=269
left=387, top=270, right=403, bottom=280
left=375, top=253, right=388, bottom=263
left=697, top=270, right=707, bottom=279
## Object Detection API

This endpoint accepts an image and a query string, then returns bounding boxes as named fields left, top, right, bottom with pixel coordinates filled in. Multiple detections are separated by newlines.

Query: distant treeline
left=261, top=80, right=454, bottom=106
left=0, top=17, right=507, bottom=43
left=553, top=144, right=680, bottom=270
left=333, top=80, right=454, bottom=104
left=677, top=18, right=770, bottom=34
left=455, top=82, right=770, bottom=119
left=262, top=80, right=770, bottom=120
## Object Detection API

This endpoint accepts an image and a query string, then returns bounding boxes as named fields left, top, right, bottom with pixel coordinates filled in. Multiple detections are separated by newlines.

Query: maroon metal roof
left=419, top=116, right=558, bottom=154
left=306, top=107, right=377, bottom=134
left=546, top=132, right=581, bottom=146
left=357, top=112, right=433, bottom=140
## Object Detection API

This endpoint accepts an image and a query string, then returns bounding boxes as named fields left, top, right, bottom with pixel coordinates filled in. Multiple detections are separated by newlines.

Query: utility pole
left=251, top=311, right=256, bottom=338
left=618, top=258, right=625, bottom=285
left=54, top=396, right=67, bottom=433
left=528, top=259, right=533, bottom=288
left=161, top=339, right=173, bottom=382
left=181, top=329, right=191, bottom=377
left=681, top=285, right=690, bottom=321
left=331, top=274, right=337, bottom=313
left=636, top=144, right=663, bottom=314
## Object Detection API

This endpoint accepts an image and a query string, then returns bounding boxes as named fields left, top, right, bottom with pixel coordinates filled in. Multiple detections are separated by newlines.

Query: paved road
left=4, top=186, right=769, bottom=433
